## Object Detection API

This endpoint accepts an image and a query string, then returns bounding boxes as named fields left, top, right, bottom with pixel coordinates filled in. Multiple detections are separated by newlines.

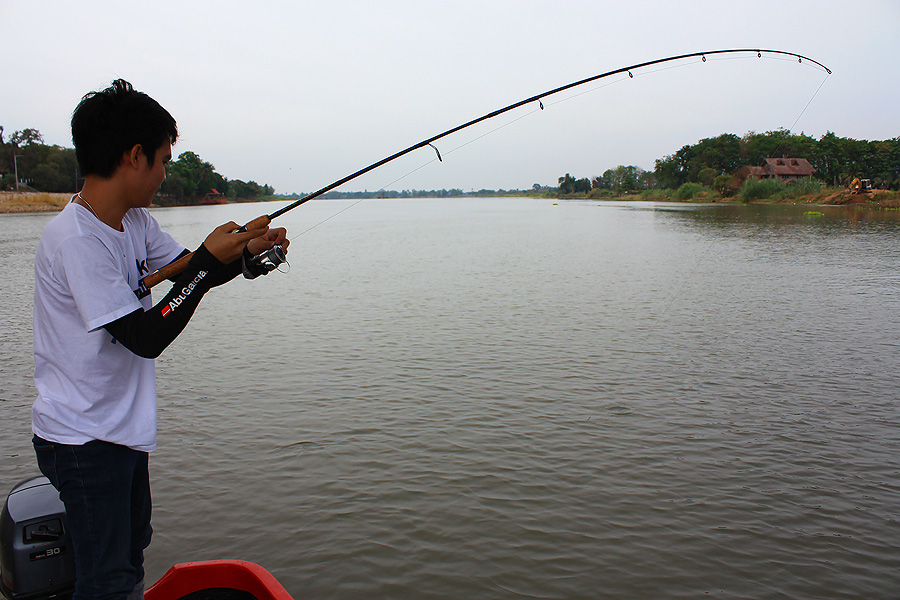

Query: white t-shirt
left=32, top=201, right=185, bottom=452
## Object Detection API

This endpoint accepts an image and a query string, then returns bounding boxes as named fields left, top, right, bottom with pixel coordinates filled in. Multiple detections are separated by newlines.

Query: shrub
left=588, top=188, right=615, bottom=199
left=739, top=178, right=826, bottom=202
left=641, top=188, right=672, bottom=200
left=788, top=179, right=824, bottom=196
left=739, top=178, right=785, bottom=202
left=714, top=174, right=741, bottom=197
left=698, top=167, right=718, bottom=187
left=674, top=182, right=707, bottom=200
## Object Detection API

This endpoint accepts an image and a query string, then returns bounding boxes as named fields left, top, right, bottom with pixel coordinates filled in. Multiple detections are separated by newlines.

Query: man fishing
left=30, top=79, right=288, bottom=600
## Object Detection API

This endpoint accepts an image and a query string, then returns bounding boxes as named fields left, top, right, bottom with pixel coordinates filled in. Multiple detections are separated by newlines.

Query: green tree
left=815, top=131, right=844, bottom=185
left=601, top=165, right=644, bottom=193
left=160, top=151, right=227, bottom=203
left=228, top=179, right=267, bottom=200
left=557, top=173, right=576, bottom=195
left=637, top=169, right=657, bottom=190
left=698, top=167, right=718, bottom=187
left=27, top=145, right=78, bottom=192
left=10, top=128, right=44, bottom=147
left=591, top=174, right=608, bottom=190
left=685, top=134, right=742, bottom=178
left=0, top=127, right=77, bottom=192
left=741, top=129, right=792, bottom=164
left=654, top=152, right=689, bottom=189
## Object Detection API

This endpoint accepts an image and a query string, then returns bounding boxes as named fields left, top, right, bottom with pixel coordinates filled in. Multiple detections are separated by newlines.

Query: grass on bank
left=738, top=178, right=825, bottom=202
left=737, top=179, right=900, bottom=206
left=0, top=192, right=70, bottom=212
left=573, top=180, right=900, bottom=207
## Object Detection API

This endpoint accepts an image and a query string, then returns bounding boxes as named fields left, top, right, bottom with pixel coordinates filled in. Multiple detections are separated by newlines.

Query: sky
left=1, top=0, right=898, bottom=196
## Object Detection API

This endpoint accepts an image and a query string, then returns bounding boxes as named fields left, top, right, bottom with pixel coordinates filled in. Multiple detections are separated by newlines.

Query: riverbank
left=551, top=186, right=900, bottom=207
left=0, top=192, right=71, bottom=213
left=3, top=189, right=899, bottom=214
left=0, top=192, right=280, bottom=213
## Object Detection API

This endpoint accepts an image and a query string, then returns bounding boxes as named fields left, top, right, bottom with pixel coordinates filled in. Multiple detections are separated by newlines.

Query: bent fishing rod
left=140, top=48, right=830, bottom=289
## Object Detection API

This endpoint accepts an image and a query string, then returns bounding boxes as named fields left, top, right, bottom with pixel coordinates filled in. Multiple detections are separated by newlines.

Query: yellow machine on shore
left=850, top=177, right=873, bottom=194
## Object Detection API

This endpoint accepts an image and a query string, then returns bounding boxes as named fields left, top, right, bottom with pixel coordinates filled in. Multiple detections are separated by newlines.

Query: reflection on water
left=2, top=199, right=899, bottom=599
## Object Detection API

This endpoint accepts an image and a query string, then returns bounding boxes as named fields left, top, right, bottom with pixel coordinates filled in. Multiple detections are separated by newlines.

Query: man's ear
left=126, top=144, right=144, bottom=168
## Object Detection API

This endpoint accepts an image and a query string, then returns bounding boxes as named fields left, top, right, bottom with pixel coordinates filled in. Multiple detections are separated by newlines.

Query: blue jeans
left=33, top=436, right=152, bottom=600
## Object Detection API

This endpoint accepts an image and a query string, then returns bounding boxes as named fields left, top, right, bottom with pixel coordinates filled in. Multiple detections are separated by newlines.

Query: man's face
left=136, top=142, right=171, bottom=207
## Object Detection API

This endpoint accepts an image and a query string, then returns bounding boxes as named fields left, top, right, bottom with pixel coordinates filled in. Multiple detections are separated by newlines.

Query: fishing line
left=438, top=59, right=702, bottom=155
left=289, top=73, right=665, bottom=239
left=380, top=68, right=664, bottom=167
left=289, top=52, right=806, bottom=240
left=288, top=107, right=544, bottom=241
left=140, top=49, right=831, bottom=289
left=788, top=72, right=830, bottom=133
left=287, top=110, right=547, bottom=241
left=289, top=197, right=368, bottom=239
left=415, top=76, right=629, bottom=163
left=765, top=70, right=831, bottom=161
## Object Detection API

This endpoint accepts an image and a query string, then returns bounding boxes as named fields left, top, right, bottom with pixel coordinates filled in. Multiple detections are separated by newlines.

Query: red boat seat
left=144, top=560, right=293, bottom=600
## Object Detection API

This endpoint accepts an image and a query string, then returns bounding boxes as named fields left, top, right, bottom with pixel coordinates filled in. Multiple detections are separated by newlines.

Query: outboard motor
left=0, top=476, right=74, bottom=600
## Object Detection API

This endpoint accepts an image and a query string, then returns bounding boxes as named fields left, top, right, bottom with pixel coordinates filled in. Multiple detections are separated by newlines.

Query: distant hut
left=738, top=158, right=815, bottom=182
left=200, top=188, right=227, bottom=205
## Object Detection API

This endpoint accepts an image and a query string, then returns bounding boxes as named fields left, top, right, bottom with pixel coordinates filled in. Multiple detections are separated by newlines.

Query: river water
left=1, top=198, right=899, bottom=599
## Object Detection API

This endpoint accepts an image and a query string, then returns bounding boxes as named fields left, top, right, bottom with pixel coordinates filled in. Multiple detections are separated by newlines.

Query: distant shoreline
left=2, top=189, right=898, bottom=214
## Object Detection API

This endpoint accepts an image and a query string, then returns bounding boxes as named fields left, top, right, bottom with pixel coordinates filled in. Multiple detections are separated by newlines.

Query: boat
left=1, top=476, right=294, bottom=600
left=146, top=560, right=293, bottom=600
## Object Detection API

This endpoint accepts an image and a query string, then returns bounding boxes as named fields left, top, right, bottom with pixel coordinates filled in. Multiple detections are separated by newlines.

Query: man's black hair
left=71, top=79, right=178, bottom=178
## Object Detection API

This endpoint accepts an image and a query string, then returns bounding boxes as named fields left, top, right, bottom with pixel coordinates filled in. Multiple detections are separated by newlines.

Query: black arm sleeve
left=104, top=245, right=237, bottom=358
left=203, top=251, right=243, bottom=287
left=166, top=249, right=242, bottom=287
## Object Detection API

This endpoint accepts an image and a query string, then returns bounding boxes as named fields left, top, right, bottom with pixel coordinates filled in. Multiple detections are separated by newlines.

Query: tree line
left=0, top=127, right=78, bottom=192
left=6, top=125, right=897, bottom=201
left=157, top=151, right=274, bottom=205
left=560, top=130, right=900, bottom=197
left=0, top=126, right=274, bottom=202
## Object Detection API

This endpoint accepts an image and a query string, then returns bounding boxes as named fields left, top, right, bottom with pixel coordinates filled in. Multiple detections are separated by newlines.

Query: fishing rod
left=140, top=48, right=830, bottom=289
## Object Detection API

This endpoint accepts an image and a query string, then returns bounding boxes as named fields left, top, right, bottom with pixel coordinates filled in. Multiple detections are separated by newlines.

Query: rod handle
left=140, top=214, right=272, bottom=290
left=141, top=252, right=194, bottom=289
left=241, top=214, right=272, bottom=232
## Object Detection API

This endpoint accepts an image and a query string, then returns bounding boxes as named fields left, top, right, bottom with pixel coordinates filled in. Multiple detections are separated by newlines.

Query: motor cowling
left=0, top=476, right=74, bottom=600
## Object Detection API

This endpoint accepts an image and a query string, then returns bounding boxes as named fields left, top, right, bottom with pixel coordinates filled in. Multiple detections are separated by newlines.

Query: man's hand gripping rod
left=138, top=133, right=415, bottom=290
left=140, top=214, right=274, bottom=288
